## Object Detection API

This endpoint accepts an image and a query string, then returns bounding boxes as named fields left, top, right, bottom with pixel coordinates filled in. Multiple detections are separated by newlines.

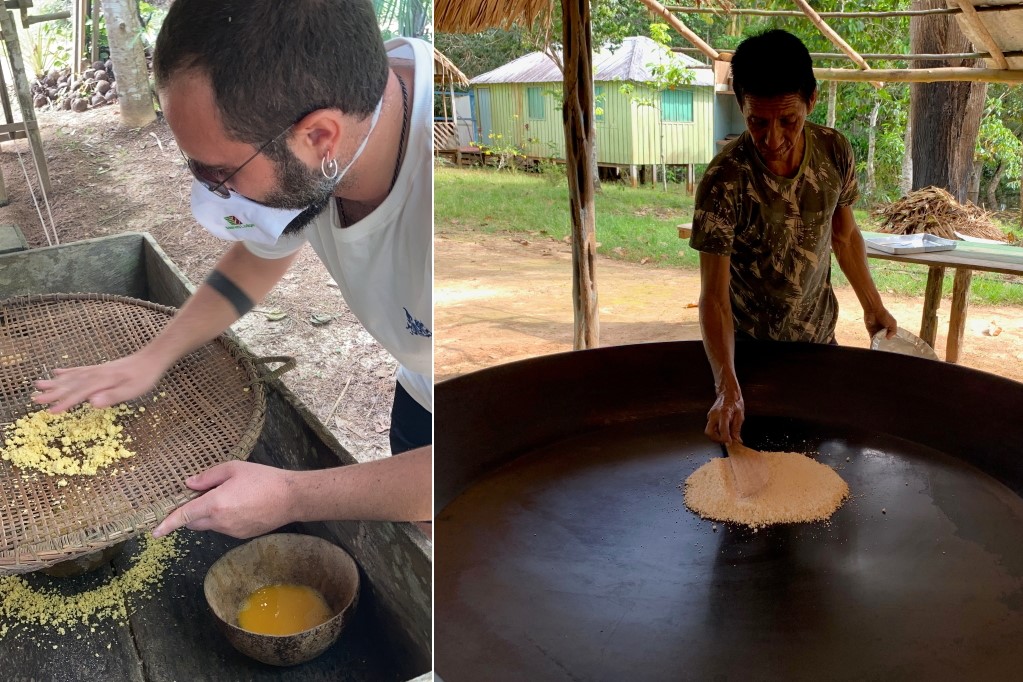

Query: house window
left=527, top=87, right=545, bottom=120
left=661, top=89, right=694, bottom=123
left=595, top=85, right=605, bottom=122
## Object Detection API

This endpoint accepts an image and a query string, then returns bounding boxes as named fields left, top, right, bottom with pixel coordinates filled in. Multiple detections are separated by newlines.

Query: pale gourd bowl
left=204, top=533, right=360, bottom=667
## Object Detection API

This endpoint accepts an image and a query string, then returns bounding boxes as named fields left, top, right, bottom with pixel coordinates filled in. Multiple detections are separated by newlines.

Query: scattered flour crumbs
left=0, top=533, right=184, bottom=641
left=684, top=451, right=849, bottom=529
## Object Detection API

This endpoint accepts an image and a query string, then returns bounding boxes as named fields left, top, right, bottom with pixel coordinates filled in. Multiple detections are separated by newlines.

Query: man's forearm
left=833, top=229, right=884, bottom=313
left=288, top=446, right=432, bottom=523
left=699, top=295, right=739, bottom=396
left=143, top=243, right=297, bottom=369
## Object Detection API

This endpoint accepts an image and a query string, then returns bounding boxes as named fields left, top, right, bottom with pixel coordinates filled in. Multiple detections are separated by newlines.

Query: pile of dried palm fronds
left=873, top=186, right=1007, bottom=242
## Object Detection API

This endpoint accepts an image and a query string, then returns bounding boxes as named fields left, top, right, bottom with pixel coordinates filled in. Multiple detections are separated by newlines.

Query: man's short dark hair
left=154, top=0, right=389, bottom=148
left=730, top=29, right=817, bottom=107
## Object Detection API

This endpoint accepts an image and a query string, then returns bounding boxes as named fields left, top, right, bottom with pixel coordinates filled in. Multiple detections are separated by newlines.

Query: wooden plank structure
left=468, top=38, right=716, bottom=171
left=434, top=47, right=469, bottom=154
left=0, top=1, right=61, bottom=205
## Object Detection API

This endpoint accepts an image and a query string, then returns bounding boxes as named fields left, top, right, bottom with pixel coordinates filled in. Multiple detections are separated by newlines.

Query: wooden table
left=677, top=225, right=1023, bottom=363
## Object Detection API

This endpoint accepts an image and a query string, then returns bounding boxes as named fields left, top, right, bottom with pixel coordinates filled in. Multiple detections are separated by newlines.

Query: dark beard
left=281, top=194, right=332, bottom=236
left=259, top=144, right=337, bottom=235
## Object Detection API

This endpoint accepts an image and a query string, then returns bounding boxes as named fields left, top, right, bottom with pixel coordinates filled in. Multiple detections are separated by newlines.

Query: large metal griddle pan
left=435, top=340, right=1023, bottom=681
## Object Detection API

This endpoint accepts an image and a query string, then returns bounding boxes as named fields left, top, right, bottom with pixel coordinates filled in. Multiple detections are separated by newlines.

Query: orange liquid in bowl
left=236, top=583, right=333, bottom=636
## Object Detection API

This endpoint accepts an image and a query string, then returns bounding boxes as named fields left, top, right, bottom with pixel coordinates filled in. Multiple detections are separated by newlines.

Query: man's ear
left=807, top=88, right=818, bottom=117
left=291, top=109, right=344, bottom=163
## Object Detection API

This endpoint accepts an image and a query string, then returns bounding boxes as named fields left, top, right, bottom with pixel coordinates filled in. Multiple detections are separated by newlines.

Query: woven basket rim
left=0, top=292, right=267, bottom=573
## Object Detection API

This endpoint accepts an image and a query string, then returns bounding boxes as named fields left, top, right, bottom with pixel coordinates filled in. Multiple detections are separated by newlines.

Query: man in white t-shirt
left=33, top=0, right=431, bottom=538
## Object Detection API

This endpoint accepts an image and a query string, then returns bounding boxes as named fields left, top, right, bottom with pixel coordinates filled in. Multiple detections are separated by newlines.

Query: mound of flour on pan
left=684, top=451, right=849, bottom=528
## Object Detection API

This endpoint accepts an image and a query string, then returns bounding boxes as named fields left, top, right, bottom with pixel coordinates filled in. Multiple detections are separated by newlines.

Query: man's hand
left=33, top=352, right=167, bottom=413
left=864, top=306, right=897, bottom=340
left=705, top=389, right=744, bottom=444
left=153, top=461, right=297, bottom=539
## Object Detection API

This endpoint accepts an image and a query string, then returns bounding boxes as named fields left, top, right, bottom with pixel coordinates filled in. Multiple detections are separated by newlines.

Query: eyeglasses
left=181, top=125, right=294, bottom=199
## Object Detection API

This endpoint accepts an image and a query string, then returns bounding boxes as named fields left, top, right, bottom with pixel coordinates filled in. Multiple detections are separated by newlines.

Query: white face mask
left=191, top=96, right=384, bottom=245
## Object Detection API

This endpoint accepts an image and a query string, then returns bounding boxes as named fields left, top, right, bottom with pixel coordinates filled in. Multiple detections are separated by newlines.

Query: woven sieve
left=0, top=293, right=267, bottom=574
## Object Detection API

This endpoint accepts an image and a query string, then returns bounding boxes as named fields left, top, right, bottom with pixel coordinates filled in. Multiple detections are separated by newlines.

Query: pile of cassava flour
left=684, top=451, right=849, bottom=529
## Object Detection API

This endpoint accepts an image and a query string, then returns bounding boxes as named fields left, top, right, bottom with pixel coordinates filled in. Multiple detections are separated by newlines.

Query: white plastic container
left=871, top=327, right=940, bottom=360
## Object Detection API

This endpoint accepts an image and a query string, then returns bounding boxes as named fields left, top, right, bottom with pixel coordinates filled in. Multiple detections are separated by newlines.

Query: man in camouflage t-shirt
left=689, top=30, right=896, bottom=444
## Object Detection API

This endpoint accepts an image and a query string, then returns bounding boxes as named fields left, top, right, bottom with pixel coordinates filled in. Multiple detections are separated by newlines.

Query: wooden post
left=630, top=164, right=638, bottom=188
left=945, top=268, right=973, bottom=363
left=0, top=8, right=52, bottom=194
left=72, top=0, right=87, bottom=74
left=814, top=66, right=1023, bottom=83
left=562, top=0, right=599, bottom=350
left=919, top=265, right=945, bottom=347
left=89, top=0, right=100, bottom=64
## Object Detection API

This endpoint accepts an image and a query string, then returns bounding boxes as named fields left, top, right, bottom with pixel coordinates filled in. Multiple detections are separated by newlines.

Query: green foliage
left=375, top=0, right=431, bottom=39
left=979, top=86, right=1023, bottom=201
left=478, top=132, right=525, bottom=171
left=18, top=0, right=72, bottom=77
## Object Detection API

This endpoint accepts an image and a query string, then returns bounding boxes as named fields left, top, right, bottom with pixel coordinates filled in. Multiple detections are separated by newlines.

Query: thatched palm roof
left=435, top=0, right=554, bottom=33
left=434, top=47, right=470, bottom=87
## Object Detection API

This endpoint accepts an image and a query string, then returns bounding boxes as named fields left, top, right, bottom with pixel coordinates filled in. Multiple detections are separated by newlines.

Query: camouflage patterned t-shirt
left=689, top=121, right=858, bottom=343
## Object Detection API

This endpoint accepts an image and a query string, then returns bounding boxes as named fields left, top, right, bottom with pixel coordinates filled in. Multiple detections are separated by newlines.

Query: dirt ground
left=0, top=107, right=393, bottom=461
left=435, top=228, right=1023, bottom=384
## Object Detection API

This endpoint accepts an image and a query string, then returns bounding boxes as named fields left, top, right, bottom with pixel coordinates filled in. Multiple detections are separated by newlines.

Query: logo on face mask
left=223, top=215, right=255, bottom=229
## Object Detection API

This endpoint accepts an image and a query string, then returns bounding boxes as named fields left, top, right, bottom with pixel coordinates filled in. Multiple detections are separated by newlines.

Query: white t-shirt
left=238, top=37, right=433, bottom=412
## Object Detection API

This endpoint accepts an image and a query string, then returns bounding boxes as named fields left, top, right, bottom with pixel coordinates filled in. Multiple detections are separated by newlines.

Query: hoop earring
left=321, top=155, right=339, bottom=180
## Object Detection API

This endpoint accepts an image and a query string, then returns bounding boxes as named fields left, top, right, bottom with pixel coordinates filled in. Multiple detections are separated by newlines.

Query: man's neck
left=333, top=67, right=407, bottom=207
left=763, top=128, right=806, bottom=179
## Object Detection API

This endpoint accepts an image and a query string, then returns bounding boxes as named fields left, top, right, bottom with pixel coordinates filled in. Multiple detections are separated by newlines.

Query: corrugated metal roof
left=470, top=36, right=715, bottom=86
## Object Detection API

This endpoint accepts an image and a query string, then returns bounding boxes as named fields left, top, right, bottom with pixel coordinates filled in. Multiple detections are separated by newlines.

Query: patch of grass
left=435, top=166, right=699, bottom=268
left=435, top=167, right=1023, bottom=307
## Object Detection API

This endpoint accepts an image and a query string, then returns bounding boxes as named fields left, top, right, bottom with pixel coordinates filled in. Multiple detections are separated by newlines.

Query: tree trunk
left=866, top=96, right=881, bottom=196
left=968, top=159, right=982, bottom=204
left=900, top=113, right=913, bottom=197
left=826, top=79, right=837, bottom=128
left=909, top=0, right=987, bottom=202
left=562, top=0, right=599, bottom=349
left=102, top=0, right=156, bottom=127
left=986, top=159, right=1005, bottom=209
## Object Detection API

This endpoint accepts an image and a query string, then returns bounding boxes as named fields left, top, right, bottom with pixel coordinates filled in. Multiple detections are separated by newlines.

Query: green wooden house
left=469, top=36, right=717, bottom=170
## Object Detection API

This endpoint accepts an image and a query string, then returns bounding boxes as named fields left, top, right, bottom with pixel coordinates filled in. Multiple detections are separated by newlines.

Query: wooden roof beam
left=672, top=46, right=1023, bottom=62
left=665, top=4, right=1023, bottom=19
left=634, top=0, right=723, bottom=62
left=952, top=0, right=1009, bottom=69
left=791, top=0, right=881, bottom=88
left=814, top=66, right=1023, bottom=83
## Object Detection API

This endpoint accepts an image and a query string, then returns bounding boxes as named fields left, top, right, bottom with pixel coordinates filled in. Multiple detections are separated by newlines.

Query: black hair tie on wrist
left=205, top=269, right=254, bottom=317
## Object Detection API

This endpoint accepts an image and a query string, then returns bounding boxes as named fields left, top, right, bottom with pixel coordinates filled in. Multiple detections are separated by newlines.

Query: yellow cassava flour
left=0, top=533, right=182, bottom=639
left=1, top=404, right=136, bottom=476
left=684, top=451, right=849, bottom=528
